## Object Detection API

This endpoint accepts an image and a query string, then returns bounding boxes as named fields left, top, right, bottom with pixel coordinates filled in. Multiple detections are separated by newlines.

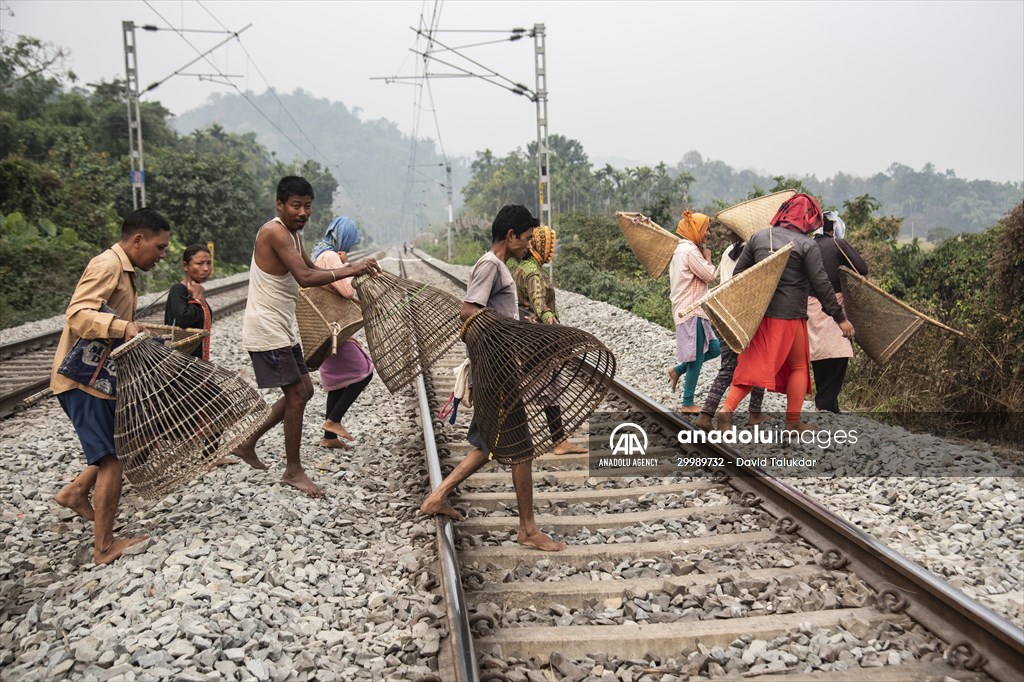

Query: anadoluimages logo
left=609, top=423, right=648, bottom=456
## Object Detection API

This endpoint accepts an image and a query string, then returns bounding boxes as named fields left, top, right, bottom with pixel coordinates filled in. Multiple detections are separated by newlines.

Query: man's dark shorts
left=58, top=389, right=116, bottom=465
left=249, top=344, right=308, bottom=388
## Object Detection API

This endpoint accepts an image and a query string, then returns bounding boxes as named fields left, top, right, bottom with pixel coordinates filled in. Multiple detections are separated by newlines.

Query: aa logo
left=609, top=423, right=648, bottom=456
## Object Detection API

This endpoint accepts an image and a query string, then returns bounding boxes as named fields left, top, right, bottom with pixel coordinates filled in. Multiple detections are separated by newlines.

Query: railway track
left=398, top=248, right=1023, bottom=682
left=0, top=249, right=372, bottom=418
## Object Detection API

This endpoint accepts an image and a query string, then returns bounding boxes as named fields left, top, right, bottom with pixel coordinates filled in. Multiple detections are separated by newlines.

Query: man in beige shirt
left=51, top=208, right=170, bottom=565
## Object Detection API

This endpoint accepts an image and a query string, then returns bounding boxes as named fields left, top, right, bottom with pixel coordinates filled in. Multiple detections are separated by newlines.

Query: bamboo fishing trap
left=296, top=286, right=364, bottom=370
left=839, top=266, right=963, bottom=366
left=614, top=211, right=681, bottom=278
left=460, top=308, right=616, bottom=465
left=352, top=271, right=462, bottom=393
left=111, top=333, right=271, bottom=499
left=714, top=190, right=797, bottom=241
left=138, top=323, right=209, bottom=355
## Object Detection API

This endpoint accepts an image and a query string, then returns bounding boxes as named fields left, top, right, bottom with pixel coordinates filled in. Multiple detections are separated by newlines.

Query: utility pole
left=446, top=161, right=454, bottom=262
left=120, top=20, right=250, bottom=210
left=533, top=24, right=550, bottom=231
left=532, top=23, right=552, bottom=281
left=122, top=21, right=146, bottom=209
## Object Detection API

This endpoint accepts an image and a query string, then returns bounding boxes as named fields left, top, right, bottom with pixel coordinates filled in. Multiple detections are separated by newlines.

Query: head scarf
left=529, top=225, right=556, bottom=265
left=814, top=210, right=847, bottom=240
left=769, top=193, right=823, bottom=234
left=311, top=216, right=360, bottom=260
left=675, top=210, right=710, bottom=246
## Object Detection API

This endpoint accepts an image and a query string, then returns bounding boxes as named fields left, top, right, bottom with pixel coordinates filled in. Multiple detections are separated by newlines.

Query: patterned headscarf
left=770, top=193, right=823, bottom=234
left=311, top=216, right=360, bottom=260
left=530, top=225, right=556, bottom=265
left=675, top=210, right=710, bottom=246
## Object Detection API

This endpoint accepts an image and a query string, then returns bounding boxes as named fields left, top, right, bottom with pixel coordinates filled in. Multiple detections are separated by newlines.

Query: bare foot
left=517, top=528, right=567, bottom=552
left=674, top=405, right=701, bottom=414
left=322, top=420, right=354, bottom=441
left=694, top=412, right=714, bottom=431
left=784, top=421, right=817, bottom=433
left=553, top=440, right=587, bottom=455
left=667, top=367, right=680, bottom=393
left=281, top=469, right=325, bottom=498
left=747, top=412, right=768, bottom=426
left=231, top=443, right=268, bottom=470
left=94, top=535, right=149, bottom=565
left=55, top=485, right=94, bottom=521
left=212, top=457, right=238, bottom=467
left=319, top=438, right=351, bottom=450
left=419, top=495, right=465, bottom=521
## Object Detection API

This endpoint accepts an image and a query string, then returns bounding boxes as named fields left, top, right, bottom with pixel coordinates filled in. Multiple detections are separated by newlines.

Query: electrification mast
left=122, top=21, right=146, bottom=209
left=533, top=23, right=550, bottom=231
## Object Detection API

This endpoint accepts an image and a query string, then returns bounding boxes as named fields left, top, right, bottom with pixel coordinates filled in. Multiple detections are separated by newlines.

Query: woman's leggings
left=702, top=345, right=764, bottom=415
left=323, top=373, right=374, bottom=439
left=723, top=328, right=810, bottom=424
left=673, top=322, right=722, bottom=407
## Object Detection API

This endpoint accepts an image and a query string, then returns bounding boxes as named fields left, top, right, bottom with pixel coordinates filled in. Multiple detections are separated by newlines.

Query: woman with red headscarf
left=717, top=194, right=855, bottom=432
left=667, top=210, right=722, bottom=413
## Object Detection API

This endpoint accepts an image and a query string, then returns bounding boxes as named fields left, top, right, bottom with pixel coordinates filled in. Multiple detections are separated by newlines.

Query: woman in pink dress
left=311, top=217, right=374, bottom=449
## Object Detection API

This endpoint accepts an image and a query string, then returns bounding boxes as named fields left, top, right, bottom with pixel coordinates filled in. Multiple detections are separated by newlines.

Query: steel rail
left=399, top=252, right=480, bottom=681
left=408, top=249, right=1023, bottom=682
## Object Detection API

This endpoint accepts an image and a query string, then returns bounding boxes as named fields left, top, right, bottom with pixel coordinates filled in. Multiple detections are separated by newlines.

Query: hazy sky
left=5, top=0, right=1023, bottom=183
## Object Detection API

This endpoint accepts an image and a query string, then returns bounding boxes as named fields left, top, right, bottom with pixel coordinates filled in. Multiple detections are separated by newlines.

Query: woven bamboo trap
left=460, top=308, right=616, bottom=465
left=111, top=333, right=270, bottom=499
left=839, top=266, right=963, bottom=366
left=296, top=286, right=364, bottom=371
left=680, top=242, right=795, bottom=353
left=614, top=211, right=681, bottom=278
left=714, top=190, right=797, bottom=241
left=137, top=323, right=209, bottom=355
left=352, top=271, right=462, bottom=393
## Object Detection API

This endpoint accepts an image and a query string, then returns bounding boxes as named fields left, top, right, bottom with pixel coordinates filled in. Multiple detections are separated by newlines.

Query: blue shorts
left=58, top=389, right=117, bottom=465
left=248, top=344, right=309, bottom=388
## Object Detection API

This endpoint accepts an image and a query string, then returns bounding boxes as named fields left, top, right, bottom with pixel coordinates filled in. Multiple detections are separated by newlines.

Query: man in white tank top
left=233, top=176, right=380, bottom=497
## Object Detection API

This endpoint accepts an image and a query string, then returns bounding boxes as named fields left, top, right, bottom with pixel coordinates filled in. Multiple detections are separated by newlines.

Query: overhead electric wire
left=141, top=0, right=360, bottom=211
left=191, top=1, right=358, bottom=197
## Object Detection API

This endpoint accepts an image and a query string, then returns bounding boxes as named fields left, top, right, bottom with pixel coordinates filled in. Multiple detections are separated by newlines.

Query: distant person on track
left=420, top=204, right=566, bottom=552
left=231, top=176, right=380, bottom=497
left=164, top=244, right=214, bottom=361
left=694, top=233, right=766, bottom=430
left=506, top=224, right=587, bottom=456
left=808, top=210, right=869, bottom=413
left=717, top=194, right=855, bottom=432
left=311, top=217, right=374, bottom=450
left=667, top=210, right=722, bottom=413
left=51, top=207, right=170, bottom=564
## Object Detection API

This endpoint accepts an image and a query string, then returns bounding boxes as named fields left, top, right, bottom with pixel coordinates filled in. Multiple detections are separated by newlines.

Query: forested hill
left=173, top=89, right=468, bottom=245
left=176, top=89, right=1021, bottom=239
left=672, top=152, right=1023, bottom=237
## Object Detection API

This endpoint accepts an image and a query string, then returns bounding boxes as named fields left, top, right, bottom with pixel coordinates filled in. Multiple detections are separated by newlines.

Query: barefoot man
left=52, top=208, right=170, bottom=564
left=232, top=176, right=380, bottom=496
left=420, top=205, right=566, bottom=552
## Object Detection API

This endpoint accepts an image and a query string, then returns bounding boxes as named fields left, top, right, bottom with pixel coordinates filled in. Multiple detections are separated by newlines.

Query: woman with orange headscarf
left=507, top=225, right=587, bottom=455
left=668, top=210, right=721, bottom=413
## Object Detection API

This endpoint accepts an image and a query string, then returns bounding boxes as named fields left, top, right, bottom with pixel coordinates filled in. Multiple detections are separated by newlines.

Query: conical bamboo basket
left=839, top=266, right=962, bottom=366
left=111, top=333, right=270, bottom=499
left=460, top=308, right=616, bottom=465
left=714, top=190, right=797, bottom=241
left=352, top=272, right=462, bottom=393
left=296, top=286, right=364, bottom=371
left=679, top=242, right=795, bottom=353
left=615, top=211, right=681, bottom=278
